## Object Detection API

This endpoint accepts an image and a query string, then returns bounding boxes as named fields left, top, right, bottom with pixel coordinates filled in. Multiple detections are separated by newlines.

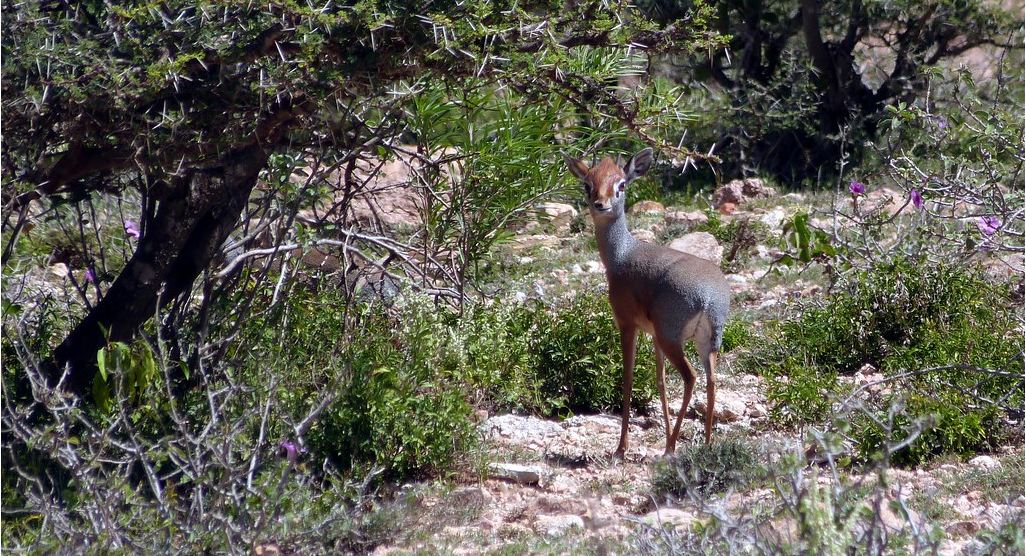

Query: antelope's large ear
left=624, top=148, right=654, bottom=183
left=563, top=153, right=590, bottom=182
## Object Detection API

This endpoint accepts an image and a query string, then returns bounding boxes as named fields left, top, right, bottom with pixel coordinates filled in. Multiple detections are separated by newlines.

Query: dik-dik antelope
left=564, top=147, right=730, bottom=458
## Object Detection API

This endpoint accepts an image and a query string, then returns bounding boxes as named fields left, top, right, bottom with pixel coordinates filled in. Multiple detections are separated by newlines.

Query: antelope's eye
left=583, top=183, right=592, bottom=195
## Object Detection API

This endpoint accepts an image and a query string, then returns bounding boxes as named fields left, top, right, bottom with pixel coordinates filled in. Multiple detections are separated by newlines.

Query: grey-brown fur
left=564, top=147, right=731, bottom=457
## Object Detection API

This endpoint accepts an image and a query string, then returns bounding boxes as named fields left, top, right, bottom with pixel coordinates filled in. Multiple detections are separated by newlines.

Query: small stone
left=534, top=514, right=585, bottom=536
left=584, top=261, right=604, bottom=273
left=713, top=178, right=777, bottom=208
left=634, top=229, right=658, bottom=243
left=749, top=403, right=768, bottom=419
left=536, top=202, right=579, bottom=232
left=759, top=207, right=788, bottom=230
left=487, top=462, right=545, bottom=485
left=725, top=274, right=748, bottom=285
left=968, top=455, right=1001, bottom=471
left=694, top=391, right=746, bottom=423
left=668, top=232, right=724, bottom=264
left=629, top=200, right=666, bottom=215
left=665, top=210, right=709, bottom=227
left=640, top=508, right=695, bottom=529
left=948, top=520, right=981, bottom=537
left=510, top=234, right=560, bottom=251
left=49, top=263, right=69, bottom=279
left=718, top=202, right=737, bottom=215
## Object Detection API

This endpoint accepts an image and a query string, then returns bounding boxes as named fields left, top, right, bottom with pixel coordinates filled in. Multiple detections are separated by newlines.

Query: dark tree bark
left=50, top=143, right=275, bottom=394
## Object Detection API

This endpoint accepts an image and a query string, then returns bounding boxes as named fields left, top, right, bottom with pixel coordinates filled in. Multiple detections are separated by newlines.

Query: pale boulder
left=629, top=200, right=666, bottom=216
left=668, top=232, right=724, bottom=264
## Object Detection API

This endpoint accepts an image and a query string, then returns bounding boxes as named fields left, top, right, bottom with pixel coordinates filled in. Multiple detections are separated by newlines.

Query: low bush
left=719, top=318, right=752, bottom=353
left=443, top=292, right=658, bottom=418
left=744, top=258, right=1023, bottom=464
left=235, top=285, right=660, bottom=479
left=528, top=292, right=657, bottom=417
left=232, top=288, right=475, bottom=481
left=651, top=436, right=761, bottom=499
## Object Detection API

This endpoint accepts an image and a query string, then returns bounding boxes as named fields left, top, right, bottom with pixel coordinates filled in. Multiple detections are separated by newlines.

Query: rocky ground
left=369, top=181, right=1025, bottom=555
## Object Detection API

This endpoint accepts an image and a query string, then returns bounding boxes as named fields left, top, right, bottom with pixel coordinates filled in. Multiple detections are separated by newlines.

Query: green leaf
left=97, top=349, right=108, bottom=381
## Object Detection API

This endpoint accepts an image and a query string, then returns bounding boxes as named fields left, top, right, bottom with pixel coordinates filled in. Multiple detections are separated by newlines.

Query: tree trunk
left=50, top=144, right=270, bottom=395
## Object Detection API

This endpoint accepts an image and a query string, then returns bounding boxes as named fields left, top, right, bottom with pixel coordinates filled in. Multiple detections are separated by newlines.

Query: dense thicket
left=643, top=0, right=1021, bottom=181
left=2, top=0, right=721, bottom=394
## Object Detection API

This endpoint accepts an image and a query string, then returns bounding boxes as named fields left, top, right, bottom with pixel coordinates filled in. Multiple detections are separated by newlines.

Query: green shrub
left=763, top=358, right=838, bottom=428
left=529, top=292, right=657, bottom=417
left=745, top=258, right=1023, bottom=464
left=232, top=288, right=474, bottom=481
left=719, top=318, right=751, bottom=353
left=651, top=436, right=761, bottom=499
left=236, top=286, right=661, bottom=479
left=455, top=300, right=542, bottom=413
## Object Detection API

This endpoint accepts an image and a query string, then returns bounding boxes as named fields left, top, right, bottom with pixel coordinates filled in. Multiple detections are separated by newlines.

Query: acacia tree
left=645, top=0, right=1022, bottom=180
left=2, top=1, right=721, bottom=396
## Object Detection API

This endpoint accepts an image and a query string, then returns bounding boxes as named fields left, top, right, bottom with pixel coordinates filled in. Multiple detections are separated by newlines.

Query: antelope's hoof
left=611, top=449, right=626, bottom=461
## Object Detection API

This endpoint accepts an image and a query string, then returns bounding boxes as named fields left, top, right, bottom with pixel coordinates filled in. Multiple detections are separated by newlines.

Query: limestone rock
left=665, top=210, right=709, bottom=227
left=487, top=463, right=545, bottom=485
left=713, top=178, right=777, bottom=208
left=759, top=207, right=788, bottom=230
left=694, top=390, right=747, bottom=423
left=534, top=514, right=585, bottom=536
left=861, top=187, right=905, bottom=217
left=640, top=507, right=695, bottom=529
left=536, top=202, right=579, bottom=233
left=968, top=455, right=1001, bottom=471
left=510, top=234, right=560, bottom=252
left=634, top=229, right=657, bottom=243
left=629, top=200, right=666, bottom=216
left=667, top=232, right=724, bottom=264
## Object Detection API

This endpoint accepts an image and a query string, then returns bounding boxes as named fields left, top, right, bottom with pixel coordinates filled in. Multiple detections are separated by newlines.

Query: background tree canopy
left=2, top=0, right=722, bottom=394
left=643, top=0, right=1021, bottom=180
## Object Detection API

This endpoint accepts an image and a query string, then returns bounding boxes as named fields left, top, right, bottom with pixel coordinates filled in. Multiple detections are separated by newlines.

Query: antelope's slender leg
left=613, top=326, right=638, bottom=459
left=654, top=345, right=673, bottom=456
left=702, top=351, right=719, bottom=443
left=657, top=337, right=697, bottom=455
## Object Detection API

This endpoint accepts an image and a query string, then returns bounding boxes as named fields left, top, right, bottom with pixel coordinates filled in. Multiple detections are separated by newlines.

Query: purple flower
left=977, top=216, right=1001, bottom=236
left=85, top=268, right=97, bottom=284
left=849, top=180, right=866, bottom=195
left=910, top=189, right=923, bottom=209
left=124, top=220, right=141, bottom=239
left=280, top=440, right=298, bottom=464
left=932, top=115, right=948, bottom=130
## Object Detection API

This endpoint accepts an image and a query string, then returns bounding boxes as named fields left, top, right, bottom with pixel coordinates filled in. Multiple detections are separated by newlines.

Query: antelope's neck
left=595, top=211, right=637, bottom=271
